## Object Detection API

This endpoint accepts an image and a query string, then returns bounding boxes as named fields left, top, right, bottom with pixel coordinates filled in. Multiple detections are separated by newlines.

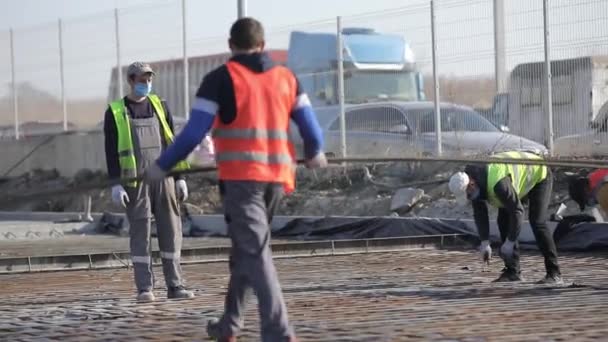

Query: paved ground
left=1, top=248, right=607, bottom=341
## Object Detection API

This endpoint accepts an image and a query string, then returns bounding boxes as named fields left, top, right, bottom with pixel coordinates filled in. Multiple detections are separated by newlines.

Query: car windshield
left=344, top=70, right=418, bottom=102
left=414, top=108, right=499, bottom=133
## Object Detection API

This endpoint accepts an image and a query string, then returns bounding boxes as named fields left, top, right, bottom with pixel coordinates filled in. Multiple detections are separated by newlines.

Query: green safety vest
left=109, top=94, right=189, bottom=187
left=486, top=151, right=547, bottom=208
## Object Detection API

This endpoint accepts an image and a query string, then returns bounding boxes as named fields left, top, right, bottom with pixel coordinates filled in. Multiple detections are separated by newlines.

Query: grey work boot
left=492, top=270, right=523, bottom=282
left=167, top=285, right=194, bottom=299
left=207, top=318, right=236, bottom=342
left=536, top=273, right=564, bottom=285
left=136, top=290, right=156, bottom=302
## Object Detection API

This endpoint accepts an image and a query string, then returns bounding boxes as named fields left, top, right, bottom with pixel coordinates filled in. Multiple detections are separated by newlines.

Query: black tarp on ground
left=272, top=216, right=608, bottom=252
left=556, top=222, right=608, bottom=251
left=273, top=216, right=478, bottom=242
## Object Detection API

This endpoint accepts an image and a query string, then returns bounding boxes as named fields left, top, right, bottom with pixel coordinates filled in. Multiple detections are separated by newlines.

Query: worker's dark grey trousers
left=497, top=170, right=561, bottom=277
left=124, top=115, right=184, bottom=292
left=216, top=180, right=293, bottom=341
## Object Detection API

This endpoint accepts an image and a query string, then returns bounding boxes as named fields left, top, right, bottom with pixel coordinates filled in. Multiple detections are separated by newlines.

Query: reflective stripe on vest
left=486, top=151, right=547, bottom=208
left=213, top=61, right=297, bottom=193
left=109, top=94, right=189, bottom=186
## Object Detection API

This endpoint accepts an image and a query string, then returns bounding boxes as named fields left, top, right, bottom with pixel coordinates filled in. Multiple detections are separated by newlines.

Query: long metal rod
left=2, top=156, right=608, bottom=206
left=58, top=19, right=68, bottom=132
left=430, top=0, right=442, bottom=156
left=10, top=28, right=19, bottom=140
left=543, top=0, right=554, bottom=156
left=182, top=0, right=190, bottom=119
left=336, top=16, right=347, bottom=160
left=114, top=8, right=123, bottom=98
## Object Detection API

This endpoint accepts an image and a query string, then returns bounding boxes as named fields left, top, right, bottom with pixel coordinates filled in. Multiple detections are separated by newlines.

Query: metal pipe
left=182, top=0, right=190, bottom=119
left=114, top=8, right=123, bottom=98
left=336, top=16, right=347, bottom=160
left=237, top=0, right=247, bottom=18
left=10, top=28, right=19, bottom=140
left=58, top=19, right=68, bottom=131
left=430, top=0, right=442, bottom=156
left=543, top=0, right=554, bottom=156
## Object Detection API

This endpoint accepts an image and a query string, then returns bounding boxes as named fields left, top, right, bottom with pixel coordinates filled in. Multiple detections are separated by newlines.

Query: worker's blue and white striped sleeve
left=156, top=97, right=217, bottom=171
left=290, top=93, right=324, bottom=159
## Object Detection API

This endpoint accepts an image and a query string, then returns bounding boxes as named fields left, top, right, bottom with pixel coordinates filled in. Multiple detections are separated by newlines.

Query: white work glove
left=500, top=239, right=515, bottom=260
left=175, top=179, right=188, bottom=202
left=111, top=185, right=130, bottom=207
left=479, top=240, right=491, bottom=263
left=144, top=162, right=168, bottom=183
left=305, top=152, right=328, bottom=169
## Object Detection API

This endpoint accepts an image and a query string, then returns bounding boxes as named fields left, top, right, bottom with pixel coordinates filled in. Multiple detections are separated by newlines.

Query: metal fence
left=1, top=0, right=607, bottom=160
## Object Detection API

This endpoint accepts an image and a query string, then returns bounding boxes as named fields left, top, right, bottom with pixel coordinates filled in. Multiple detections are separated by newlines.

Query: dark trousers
left=497, top=170, right=561, bottom=276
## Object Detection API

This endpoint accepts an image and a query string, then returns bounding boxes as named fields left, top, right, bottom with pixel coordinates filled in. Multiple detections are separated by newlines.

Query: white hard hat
left=449, top=171, right=470, bottom=205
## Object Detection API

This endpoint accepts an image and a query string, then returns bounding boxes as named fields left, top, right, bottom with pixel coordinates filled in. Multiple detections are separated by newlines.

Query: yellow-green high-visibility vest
left=486, top=151, right=547, bottom=208
left=109, top=94, right=189, bottom=186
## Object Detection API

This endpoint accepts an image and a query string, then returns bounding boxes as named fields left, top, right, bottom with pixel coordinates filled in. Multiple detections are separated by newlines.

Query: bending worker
left=448, top=151, right=563, bottom=284
left=568, top=168, right=608, bottom=216
left=103, top=62, right=194, bottom=302
left=144, top=17, right=325, bottom=341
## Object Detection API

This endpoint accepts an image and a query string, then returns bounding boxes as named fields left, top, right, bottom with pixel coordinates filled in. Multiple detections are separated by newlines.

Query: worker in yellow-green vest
left=448, top=151, right=563, bottom=284
left=103, top=61, right=194, bottom=302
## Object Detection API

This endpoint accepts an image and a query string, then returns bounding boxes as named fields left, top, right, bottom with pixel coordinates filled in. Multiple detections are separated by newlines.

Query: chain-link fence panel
left=12, top=23, right=63, bottom=138
left=549, top=0, right=608, bottom=158
left=62, top=11, right=117, bottom=130
left=336, top=2, right=433, bottom=162
left=118, top=2, right=185, bottom=118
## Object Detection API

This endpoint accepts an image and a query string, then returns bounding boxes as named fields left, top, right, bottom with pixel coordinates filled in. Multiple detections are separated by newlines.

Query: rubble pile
left=0, top=164, right=587, bottom=219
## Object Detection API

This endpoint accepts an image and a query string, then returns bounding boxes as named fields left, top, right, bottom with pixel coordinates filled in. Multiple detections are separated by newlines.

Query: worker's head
left=229, top=17, right=265, bottom=55
left=568, top=176, right=590, bottom=211
left=126, top=62, right=155, bottom=98
left=449, top=171, right=480, bottom=204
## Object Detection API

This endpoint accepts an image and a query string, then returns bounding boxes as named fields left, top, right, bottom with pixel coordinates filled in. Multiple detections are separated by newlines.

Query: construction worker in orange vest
left=144, top=17, right=325, bottom=342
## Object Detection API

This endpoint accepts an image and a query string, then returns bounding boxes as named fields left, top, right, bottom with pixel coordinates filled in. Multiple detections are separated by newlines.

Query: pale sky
left=0, top=0, right=606, bottom=104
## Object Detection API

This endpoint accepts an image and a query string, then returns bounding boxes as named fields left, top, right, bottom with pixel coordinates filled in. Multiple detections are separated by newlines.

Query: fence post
left=543, top=0, right=554, bottom=156
left=115, top=8, right=124, bottom=98
left=493, top=0, right=506, bottom=93
left=430, top=0, right=442, bottom=156
left=182, top=0, right=190, bottom=119
left=336, top=16, right=347, bottom=160
left=58, top=19, right=68, bottom=131
left=10, top=28, right=19, bottom=140
left=237, top=0, right=247, bottom=18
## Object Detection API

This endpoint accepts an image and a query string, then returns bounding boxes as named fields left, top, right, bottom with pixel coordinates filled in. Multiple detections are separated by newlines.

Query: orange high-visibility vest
left=212, top=60, right=297, bottom=193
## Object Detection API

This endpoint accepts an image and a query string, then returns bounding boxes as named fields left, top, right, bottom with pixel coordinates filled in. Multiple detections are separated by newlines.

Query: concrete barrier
left=0, top=131, right=106, bottom=178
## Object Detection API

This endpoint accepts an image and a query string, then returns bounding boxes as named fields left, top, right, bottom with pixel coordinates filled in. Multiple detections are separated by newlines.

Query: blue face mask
left=134, top=82, right=152, bottom=97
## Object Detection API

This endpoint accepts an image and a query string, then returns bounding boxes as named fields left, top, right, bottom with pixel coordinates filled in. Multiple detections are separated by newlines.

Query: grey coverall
left=125, top=115, right=184, bottom=292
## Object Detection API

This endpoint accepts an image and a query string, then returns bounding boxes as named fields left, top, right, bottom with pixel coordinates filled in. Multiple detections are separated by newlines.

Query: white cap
left=449, top=171, right=470, bottom=205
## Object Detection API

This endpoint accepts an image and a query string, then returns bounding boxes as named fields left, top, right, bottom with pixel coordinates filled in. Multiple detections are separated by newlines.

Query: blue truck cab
left=287, top=27, right=425, bottom=107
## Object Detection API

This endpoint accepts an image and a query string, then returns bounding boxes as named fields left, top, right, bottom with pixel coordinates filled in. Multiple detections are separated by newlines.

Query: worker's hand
left=305, top=152, right=328, bottom=169
left=144, top=162, right=167, bottom=183
left=479, top=240, right=491, bottom=263
left=111, top=185, right=130, bottom=207
left=500, top=239, right=515, bottom=260
left=175, top=179, right=188, bottom=202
